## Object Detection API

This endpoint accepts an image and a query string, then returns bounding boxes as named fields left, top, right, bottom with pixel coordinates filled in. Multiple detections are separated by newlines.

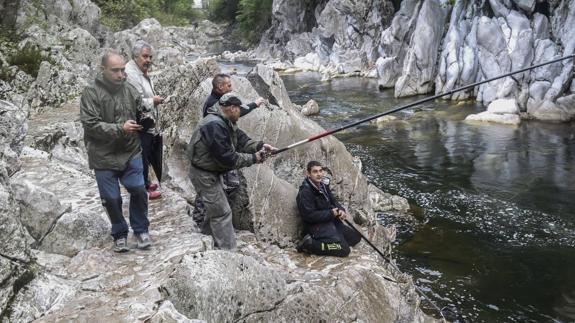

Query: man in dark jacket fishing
left=80, top=51, right=152, bottom=252
left=296, top=161, right=361, bottom=257
left=191, top=74, right=266, bottom=226
left=188, top=92, right=275, bottom=250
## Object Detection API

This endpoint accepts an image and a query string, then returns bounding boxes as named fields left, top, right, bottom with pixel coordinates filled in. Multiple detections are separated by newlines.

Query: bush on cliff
left=235, top=0, right=273, bottom=45
left=207, top=0, right=273, bottom=45
left=94, top=0, right=204, bottom=31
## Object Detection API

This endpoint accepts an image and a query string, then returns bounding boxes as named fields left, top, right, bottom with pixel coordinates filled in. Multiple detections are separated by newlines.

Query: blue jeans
left=95, top=157, right=149, bottom=240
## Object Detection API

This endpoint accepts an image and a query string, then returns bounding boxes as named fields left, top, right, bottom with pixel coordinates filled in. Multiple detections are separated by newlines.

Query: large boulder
left=12, top=180, right=71, bottom=243
left=165, top=246, right=436, bottom=323
left=6, top=272, right=76, bottom=322
left=165, top=251, right=287, bottom=322
left=12, top=148, right=111, bottom=257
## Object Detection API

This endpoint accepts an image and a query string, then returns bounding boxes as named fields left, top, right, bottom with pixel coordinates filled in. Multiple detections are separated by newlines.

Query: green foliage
left=235, top=0, right=273, bottom=45
left=6, top=44, right=53, bottom=78
left=207, top=0, right=239, bottom=23
left=94, top=0, right=205, bottom=31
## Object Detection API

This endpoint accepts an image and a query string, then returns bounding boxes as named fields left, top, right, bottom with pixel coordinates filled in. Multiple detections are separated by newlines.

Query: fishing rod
left=344, top=219, right=450, bottom=322
left=270, top=54, right=575, bottom=156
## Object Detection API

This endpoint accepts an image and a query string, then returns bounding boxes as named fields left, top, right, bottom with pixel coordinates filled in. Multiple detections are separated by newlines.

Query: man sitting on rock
left=296, top=161, right=361, bottom=257
left=80, top=51, right=152, bottom=252
left=125, top=40, right=163, bottom=200
left=188, top=92, right=276, bottom=250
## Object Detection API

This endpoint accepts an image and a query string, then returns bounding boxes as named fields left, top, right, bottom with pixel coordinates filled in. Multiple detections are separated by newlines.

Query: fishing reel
left=257, top=149, right=272, bottom=163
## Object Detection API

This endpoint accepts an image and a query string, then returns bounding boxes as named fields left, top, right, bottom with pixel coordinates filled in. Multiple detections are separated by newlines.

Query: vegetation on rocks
left=207, top=0, right=273, bottom=45
left=94, top=0, right=204, bottom=31
left=0, top=34, right=53, bottom=81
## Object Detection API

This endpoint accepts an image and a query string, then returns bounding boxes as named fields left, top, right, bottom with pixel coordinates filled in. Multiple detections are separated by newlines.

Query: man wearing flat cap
left=187, top=92, right=276, bottom=250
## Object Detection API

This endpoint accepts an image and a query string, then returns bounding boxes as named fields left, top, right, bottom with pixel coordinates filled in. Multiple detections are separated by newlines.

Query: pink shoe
left=148, top=191, right=162, bottom=200
left=147, top=184, right=159, bottom=192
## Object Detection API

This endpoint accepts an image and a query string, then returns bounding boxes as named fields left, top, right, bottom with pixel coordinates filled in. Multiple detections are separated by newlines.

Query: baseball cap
left=219, top=92, right=250, bottom=110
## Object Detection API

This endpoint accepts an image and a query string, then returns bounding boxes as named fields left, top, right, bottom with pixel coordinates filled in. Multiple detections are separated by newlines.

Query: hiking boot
left=296, top=234, right=313, bottom=253
left=147, top=184, right=159, bottom=192
left=148, top=191, right=162, bottom=200
left=135, top=232, right=152, bottom=249
left=113, top=237, right=129, bottom=253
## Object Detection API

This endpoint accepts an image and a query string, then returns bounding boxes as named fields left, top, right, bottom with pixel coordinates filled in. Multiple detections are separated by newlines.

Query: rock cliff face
left=258, top=0, right=575, bottom=122
left=0, top=1, right=432, bottom=321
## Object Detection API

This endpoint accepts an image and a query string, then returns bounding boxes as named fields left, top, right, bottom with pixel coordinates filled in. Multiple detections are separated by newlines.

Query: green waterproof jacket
left=188, top=104, right=263, bottom=173
left=80, top=74, right=147, bottom=171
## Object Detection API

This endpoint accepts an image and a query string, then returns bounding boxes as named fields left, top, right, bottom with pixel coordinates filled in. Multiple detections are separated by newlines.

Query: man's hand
left=333, top=209, right=347, bottom=221
left=255, top=150, right=264, bottom=163
left=262, top=143, right=277, bottom=152
left=123, top=120, right=142, bottom=134
left=254, top=97, right=266, bottom=107
left=153, top=95, right=164, bottom=106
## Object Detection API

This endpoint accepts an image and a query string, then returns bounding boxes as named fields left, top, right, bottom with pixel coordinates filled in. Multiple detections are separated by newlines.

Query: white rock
left=487, top=98, right=519, bottom=114
left=465, top=111, right=521, bottom=125
left=300, top=99, right=320, bottom=116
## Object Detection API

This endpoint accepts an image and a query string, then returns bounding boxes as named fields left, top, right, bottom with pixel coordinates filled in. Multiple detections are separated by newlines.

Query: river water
left=276, top=71, right=575, bottom=322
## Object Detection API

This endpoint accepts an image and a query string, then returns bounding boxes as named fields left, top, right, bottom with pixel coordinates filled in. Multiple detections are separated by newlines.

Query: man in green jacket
left=188, top=92, right=275, bottom=250
left=80, top=51, right=152, bottom=252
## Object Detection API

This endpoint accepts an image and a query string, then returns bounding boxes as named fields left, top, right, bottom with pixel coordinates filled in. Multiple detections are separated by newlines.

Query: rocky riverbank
left=0, top=1, right=436, bottom=322
left=254, top=0, right=575, bottom=123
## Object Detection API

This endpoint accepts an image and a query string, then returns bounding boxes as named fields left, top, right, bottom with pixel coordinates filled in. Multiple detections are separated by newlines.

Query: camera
left=137, top=112, right=156, bottom=132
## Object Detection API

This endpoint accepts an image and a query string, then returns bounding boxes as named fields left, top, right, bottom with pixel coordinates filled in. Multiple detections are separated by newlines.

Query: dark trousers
left=307, top=221, right=362, bottom=257
left=94, top=157, right=149, bottom=240
left=140, top=132, right=154, bottom=189
left=189, top=166, right=236, bottom=250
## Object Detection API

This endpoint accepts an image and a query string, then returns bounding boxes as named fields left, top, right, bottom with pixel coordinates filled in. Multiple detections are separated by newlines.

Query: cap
left=219, top=92, right=250, bottom=110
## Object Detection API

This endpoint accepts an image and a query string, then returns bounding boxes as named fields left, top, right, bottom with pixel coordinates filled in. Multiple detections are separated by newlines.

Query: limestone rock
left=256, top=0, right=395, bottom=78
left=395, top=0, right=448, bottom=97
left=12, top=181, right=71, bottom=243
left=7, top=272, right=76, bottom=322
left=465, top=111, right=521, bottom=125
left=40, top=210, right=111, bottom=257
left=107, top=18, right=225, bottom=68
left=164, top=251, right=287, bottom=322
left=377, top=0, right=422, bottom=89
left=300, top=99, right=320, bottom=116
left=487, top=98, right=519, bottom=114
left=514, top=0, right=536, bottom=13
left=147, top=300, right=204, bottom=323
left=247, top=64, right=294, bottom=109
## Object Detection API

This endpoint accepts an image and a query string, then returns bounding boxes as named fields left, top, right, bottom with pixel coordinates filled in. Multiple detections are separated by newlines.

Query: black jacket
left=296, top=178, right=345, bottom=239
left=188, top=104, right=263, bottom=173
left=202, top=90, right=257, bottom=118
